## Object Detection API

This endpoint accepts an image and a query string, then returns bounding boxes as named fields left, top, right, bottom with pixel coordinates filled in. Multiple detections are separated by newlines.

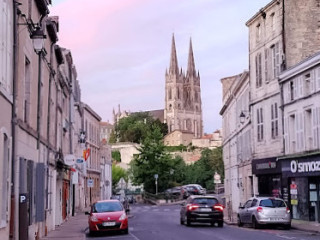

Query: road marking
left=129, top=232, right=141, bottom=240
left=276, top=235, right=296, bottom=239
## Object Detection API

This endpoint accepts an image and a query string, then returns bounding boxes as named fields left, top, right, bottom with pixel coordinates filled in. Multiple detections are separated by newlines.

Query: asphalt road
left=86, top=203, right=320, bottom=240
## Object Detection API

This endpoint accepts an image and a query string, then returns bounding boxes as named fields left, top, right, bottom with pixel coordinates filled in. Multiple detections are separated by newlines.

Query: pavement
left=223, top=218, right=320, bottom=234
left=40, top=212, right=88, bottom=240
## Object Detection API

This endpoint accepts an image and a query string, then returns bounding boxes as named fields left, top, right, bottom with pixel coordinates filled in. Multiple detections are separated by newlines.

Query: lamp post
left=31, top=26, right=46, bottom=149
left=154, top=174, right=158, bottom=195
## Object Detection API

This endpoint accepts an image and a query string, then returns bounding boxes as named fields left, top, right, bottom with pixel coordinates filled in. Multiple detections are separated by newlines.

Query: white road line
left=129, top=232, right=141, bottom=240
left=276, top=235, right=296, bottom=239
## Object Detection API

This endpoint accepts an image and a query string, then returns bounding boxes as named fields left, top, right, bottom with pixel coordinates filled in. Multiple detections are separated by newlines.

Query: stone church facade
left=164, top=35, right=203, bottom=138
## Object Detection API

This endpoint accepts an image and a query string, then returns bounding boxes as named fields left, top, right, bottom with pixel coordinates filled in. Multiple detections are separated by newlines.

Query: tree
left=129, top=126, right=174, bottom=193
left=183, top=147, right=224, bottom=190
left=112, top=164, right=128, bottom=192
left=114, top=112, right=168, bottom=143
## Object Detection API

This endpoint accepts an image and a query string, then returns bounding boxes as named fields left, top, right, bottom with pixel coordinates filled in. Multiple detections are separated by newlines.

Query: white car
left=238, top=197, right=291, bottom=229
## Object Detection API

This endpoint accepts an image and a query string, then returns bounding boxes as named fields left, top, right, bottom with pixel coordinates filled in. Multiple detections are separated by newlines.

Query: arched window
left=169, top=104, right=172, bottom=111
left=168, top=88, right=172, bottom=100
left=177, top=88, right=180, bottom=99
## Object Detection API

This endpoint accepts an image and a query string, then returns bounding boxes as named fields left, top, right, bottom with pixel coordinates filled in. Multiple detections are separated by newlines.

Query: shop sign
left=88, top=179, right=94, bottom=188
left=290, top=189, right=297, bottom=195
left=290, top=160, right=320, bottom=173
left=291, top=199, right=298, bottom=205
left=64, top=154, right=76, bottom=166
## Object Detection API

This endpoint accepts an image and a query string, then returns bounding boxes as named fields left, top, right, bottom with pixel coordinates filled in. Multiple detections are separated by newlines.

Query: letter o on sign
left=291, top=160, right=297, bottom=173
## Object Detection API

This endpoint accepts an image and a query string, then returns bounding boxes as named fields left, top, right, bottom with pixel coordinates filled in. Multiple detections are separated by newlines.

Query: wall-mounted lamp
left=239, top=111, right=246, bottom=124
left=31, top=26, right=46, bottom=53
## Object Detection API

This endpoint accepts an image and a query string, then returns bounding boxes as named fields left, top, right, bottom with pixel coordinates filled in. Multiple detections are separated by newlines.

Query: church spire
left=187, top=38, right=196, bottom=77
left=169, top=34, right=179, bottom=75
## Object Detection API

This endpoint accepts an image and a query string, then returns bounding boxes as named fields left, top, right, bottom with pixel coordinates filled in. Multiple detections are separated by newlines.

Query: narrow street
left=81, top=204, right=320, bottom=240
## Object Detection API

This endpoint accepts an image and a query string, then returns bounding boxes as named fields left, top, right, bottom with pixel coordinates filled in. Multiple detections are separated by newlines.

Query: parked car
left=165, top=186, right=182, bottom=196
left=237, top=197, right=291, bottom=229
left=85, top=200, right=129, bottom=235
left=181, top=184, right=206, bottom=199
left=180, top=195, right=224, bottom=227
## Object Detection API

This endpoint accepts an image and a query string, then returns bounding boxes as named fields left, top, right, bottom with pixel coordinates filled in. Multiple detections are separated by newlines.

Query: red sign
left=83, top=148, right=91, bottom=161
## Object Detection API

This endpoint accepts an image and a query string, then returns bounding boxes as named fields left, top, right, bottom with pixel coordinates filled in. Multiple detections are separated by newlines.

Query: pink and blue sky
left=50, top=0, right=271, bottom=133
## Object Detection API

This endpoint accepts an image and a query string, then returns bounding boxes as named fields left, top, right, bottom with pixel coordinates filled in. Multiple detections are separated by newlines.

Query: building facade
left=220, top=71, right=252, bottom=222
left=83, top=104, right=102, bottom=207
left=164, top=35, right=203, bottom=138
left=220, top=0, right=320, bottom=224
left=0, top=0, right=13, bottom=239
left=279, top=52, right=320, bottom=222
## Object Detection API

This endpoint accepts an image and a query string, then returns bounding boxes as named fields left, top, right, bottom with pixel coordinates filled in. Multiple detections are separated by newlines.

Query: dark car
left=85, top=200, right=129, bottom=235
left=181, top=184, right=206, bottom=199
left=180, top=195, right=224, bottom=227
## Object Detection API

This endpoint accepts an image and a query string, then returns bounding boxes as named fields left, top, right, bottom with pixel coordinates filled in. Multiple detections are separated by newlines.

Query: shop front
left=252, top=157, right=282, bottom=198
left=281, top=154, right=320, bottom=223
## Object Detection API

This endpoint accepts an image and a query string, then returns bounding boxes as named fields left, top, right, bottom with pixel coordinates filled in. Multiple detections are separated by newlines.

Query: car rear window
left=259, top=199, right=286, bottom=208
left=93, top=202, right=123, bottom=213
left=192, top=198, right=218, bottom=205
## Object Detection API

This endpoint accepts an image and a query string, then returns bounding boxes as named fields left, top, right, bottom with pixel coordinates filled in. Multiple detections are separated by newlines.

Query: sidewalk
left=224, top=218, right=320, bottom=234
left=40, top=212, right=88, bottom=240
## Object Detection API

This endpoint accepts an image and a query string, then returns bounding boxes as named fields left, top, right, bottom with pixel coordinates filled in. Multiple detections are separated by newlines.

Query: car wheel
left=123, top=228, right=129, bottom=234
left=88, top=229, right=95, bottom=236
left=218, top=220, right=223, bottom=228
left=252, top=217, right=260, bottom=229
left=284, top=223, right=291, bottom=230
left=180, top=217, right=184, bottom=225
left=186, top=218, right=191, bottom=226
left=237, top=215, right=243, bottom=227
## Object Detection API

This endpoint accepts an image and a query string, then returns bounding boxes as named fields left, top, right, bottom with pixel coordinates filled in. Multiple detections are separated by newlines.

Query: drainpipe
left=45, top=42, right=55, bottom=222
left=12, top=1, right=19, bottom=239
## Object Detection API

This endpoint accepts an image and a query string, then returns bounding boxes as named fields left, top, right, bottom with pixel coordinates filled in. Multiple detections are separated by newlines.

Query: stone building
left=220, top=71, right=251, bottom=222
left=219, top=0, right=320, bottom=224
left=246, top=0, right=284, bottom=200
left=164, top=35, right=203, bottom=138
left=0, top=0, right=13, bottom=239
left=100, top=121, right=113, bottom=144
left=278, top=52, right=320, bottom=222
left=83, top=104, right=102, bottom=207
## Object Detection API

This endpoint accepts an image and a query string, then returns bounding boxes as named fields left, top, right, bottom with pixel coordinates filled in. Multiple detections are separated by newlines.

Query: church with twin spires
left=113, top=35, right=203, bottom=141
left=164, top=35, right=203, bottom=138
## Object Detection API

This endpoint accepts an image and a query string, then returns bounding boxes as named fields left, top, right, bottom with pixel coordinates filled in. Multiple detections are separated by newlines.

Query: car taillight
left=257, top=207, right=263, bottom=213
left=213, top=204, right=224, bottom=212
left=187, top=204, right=199, bottom=211
left=286, top=207, right=290, bottom=213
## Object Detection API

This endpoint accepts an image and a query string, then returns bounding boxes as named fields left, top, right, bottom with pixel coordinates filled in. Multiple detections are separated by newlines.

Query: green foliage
left=112, top=164, right=128, bottom=191
left=183, top=147, right=224, bottom=190
left=109, top=130, right=117, bottom=143
left=129, top=126, right=183, bottom=193
left=111, top=150, right=121, bottom=162
left=114, top=112, right=168, bottom=143
left=165, top=144, right=187, bottom=152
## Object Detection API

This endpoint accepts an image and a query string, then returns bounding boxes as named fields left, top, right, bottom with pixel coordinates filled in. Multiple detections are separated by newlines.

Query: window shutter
left=312, top=108, right=319, bottom=149
left=35, top=163, right=45, bottom=222
left=310, top=70, right=315, bottom=93
left=284, top=117, right=289, bottom=154
left=316, top=67, right=320, bottom=91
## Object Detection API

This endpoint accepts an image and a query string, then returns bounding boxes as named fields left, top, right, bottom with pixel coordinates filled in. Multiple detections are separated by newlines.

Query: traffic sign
left=88, top=179, right=94, bottom=188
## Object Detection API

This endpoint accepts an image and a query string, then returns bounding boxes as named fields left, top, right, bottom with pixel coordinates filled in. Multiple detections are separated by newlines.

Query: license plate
left=199, top=208, right=211, bottom=212
left=102, top=222, right=116, bottom=226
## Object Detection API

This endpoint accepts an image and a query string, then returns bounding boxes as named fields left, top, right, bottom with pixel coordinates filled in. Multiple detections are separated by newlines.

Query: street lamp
left=30, top=26, right=46, bottom=53
left=239, top=111, right=246, bottom=124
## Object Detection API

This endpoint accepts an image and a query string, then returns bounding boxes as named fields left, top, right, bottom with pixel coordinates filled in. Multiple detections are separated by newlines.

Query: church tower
left=164, top=35, right=203, bottom=138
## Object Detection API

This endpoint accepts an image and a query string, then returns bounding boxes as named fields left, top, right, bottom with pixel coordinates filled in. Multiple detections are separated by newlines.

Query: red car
left=85, top=200, right=129, bottom=235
